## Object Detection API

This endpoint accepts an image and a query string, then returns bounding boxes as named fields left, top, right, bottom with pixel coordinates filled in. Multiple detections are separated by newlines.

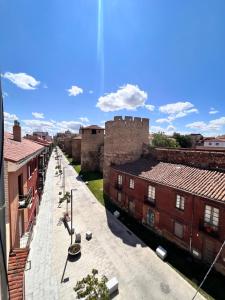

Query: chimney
left=13, top=120, right=21, bottom=142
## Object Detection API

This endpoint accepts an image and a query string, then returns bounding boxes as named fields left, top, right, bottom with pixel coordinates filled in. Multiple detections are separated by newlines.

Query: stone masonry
left=143, top=147, right=225, bottom=171
left=81, top=126, right=104, bottom=172
left=71, top=136, right=81, bottom=163
left=103, top=116, right=149, bottom=195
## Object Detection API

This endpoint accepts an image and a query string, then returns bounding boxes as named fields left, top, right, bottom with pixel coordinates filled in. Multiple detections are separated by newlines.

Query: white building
left=204, top=138, right=225, bottom=148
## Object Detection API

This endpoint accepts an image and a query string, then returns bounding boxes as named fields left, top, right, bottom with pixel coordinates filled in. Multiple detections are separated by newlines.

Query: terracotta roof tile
left=4, top=132, right=44, bottom=162
left=113, top=159, right=225, bottom=202
left=8, top=248, right=29, bottom=300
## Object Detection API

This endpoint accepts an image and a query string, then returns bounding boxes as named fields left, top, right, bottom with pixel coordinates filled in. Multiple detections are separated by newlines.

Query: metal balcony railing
left=199, top=219, right=219, bottom=239
left=18, top=188, right=33, bottom=209
left=144, top=195, right=155, bottom=207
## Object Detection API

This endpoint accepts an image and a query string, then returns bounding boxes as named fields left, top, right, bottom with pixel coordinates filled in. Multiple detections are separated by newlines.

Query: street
left=25, top=149, right=205, bottom=300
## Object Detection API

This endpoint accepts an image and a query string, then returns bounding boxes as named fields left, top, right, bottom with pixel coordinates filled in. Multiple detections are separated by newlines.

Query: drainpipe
left=190, top=195, right=195, bottom=254
left=0, top=79, right=9, bottom=299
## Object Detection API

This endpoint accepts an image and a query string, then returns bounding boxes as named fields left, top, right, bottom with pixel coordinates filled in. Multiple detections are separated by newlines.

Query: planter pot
left=68, top=243, right=81, bottom=256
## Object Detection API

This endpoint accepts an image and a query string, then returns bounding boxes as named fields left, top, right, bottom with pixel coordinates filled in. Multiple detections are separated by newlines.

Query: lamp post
left=63, top=167, right=66, bottom=196
left=70, top=189, right=77, bottom=245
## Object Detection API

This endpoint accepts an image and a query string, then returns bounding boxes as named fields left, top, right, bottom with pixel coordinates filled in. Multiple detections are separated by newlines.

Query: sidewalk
left=25, top=149, right=205, bottom=300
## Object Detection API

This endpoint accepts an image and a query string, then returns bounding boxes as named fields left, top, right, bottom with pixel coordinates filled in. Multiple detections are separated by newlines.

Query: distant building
left=189, top=133, right=203, bottom=147
left=204, top=137, right=225, bottom=148
left=33, top=131, right=52, bottom=142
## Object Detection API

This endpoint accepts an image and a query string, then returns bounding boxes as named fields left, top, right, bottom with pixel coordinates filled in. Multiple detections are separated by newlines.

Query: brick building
left=4, top=121, right=49, bottom=299
left=109, top=158, right=225, bottom=275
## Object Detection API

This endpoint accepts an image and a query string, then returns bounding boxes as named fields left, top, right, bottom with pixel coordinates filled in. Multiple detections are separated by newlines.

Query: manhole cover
left=160, top=282, right=170, bottom=294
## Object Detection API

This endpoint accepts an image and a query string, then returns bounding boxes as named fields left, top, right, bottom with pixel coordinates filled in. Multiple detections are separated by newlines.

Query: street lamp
left=70, top=189, right=77, bottom=245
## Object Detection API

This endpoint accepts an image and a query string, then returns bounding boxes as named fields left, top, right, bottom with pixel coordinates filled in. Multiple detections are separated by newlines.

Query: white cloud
left=4, top=112, right=19, bottom=132
left=186, top=117, right=225, bottom=133
left=21, top=118, right=87, bottom=136
left=2, top=72, right=40, bottom=90
left=4, top=112, right=18, bottom=121
left=145, top=104, right=155, bottom=112
left=158, top=101, right=198, bottom=123
left=3, top=92, right=8, bottom=97
left=67, top=85, right=83, bottom=96
left=96, top=84, right=148, bottom=112
left=89, top=90, right=94, bottom=94
left=79, top=117, right=89, bottom=123
left=209, top=107, right=219, bottom=115
left=156, top=118, right=171, bottom=124
left=43, top=84, right=48, bottom=89
left=32, top=112, right=44, bottom=119
left=159, top=101, right=194, bottom=114
left=151, top=124, right=176, bottom=135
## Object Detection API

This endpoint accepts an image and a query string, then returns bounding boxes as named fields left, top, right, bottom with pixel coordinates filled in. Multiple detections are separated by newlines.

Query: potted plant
left=59, top=192, right=71, bottom=210
left=68, top=243, right=81, bottom=256
left=74, top=269, right=109, bottom=299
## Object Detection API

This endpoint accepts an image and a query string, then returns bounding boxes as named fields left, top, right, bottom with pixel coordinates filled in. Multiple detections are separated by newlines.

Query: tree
left=152, top=132, right=178, bottom=148
left=173, top=133, right=192, bottom=148
left=74, top=269, right=109, bottom=300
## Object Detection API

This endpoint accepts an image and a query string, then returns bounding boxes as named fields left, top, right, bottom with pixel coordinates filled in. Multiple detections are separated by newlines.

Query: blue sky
left=1, top=0, right=225, bottom=136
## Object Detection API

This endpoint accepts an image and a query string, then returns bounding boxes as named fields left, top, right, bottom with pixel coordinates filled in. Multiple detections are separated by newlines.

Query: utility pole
left=0, top=79, right=9, bottom=299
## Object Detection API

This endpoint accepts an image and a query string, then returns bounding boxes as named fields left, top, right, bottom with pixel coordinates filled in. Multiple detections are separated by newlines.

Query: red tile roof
left=4, top=132, right=44, bottom=163
left=8, top=248, right=29, bottom=300
left=113, top=159, right=225, bottom=201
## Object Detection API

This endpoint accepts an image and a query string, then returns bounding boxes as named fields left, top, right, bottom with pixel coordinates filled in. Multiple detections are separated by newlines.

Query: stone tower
left=104, top=116, right=149, bottom=195
left=72, top=136, right=81, bottom=164
left=81, top=125, right=104, bottom=172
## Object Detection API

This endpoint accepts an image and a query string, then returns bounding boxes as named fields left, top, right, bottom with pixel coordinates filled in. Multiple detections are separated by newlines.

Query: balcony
left=18, top=189, right=32, bottom=209
left=199, top=220, right=219, bottom=239
left=114, top=183, right=123, bottom=191
left=144, top=195, right=155, bottom=207
left=38, top=166, right=46, bottom=175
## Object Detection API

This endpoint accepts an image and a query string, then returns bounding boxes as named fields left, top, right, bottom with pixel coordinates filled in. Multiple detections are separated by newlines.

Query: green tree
left=173, top=133, right=192, bottom=148
left=152, top=132, right=178, bottom=148
left=74, top=269, right=109, bottom=300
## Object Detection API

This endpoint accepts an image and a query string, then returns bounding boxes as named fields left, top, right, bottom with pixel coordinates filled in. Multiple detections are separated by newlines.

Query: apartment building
left=109, top=158, right=225, bottom=276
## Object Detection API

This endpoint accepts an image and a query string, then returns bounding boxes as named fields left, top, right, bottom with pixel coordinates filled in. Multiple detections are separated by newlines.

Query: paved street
left=25, top=149, right=205, bottom=300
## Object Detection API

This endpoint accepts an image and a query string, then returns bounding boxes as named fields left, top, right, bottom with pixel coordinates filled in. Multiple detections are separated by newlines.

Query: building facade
left=204, top=138, right=225, bottom=148
left=4, top=121, right=50, bottom=299
left=108, top=158, right=225, bottom=276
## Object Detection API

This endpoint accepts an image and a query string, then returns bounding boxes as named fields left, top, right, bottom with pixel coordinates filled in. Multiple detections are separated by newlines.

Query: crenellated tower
left=103, top=116, right=149, bottom=195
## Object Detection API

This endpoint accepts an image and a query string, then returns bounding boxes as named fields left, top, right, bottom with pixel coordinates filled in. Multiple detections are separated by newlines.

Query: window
left=129, top=178, right=134, bottom=189
left=204, top=205, right=219, bottom=228
left=176, top=195, right=185, bottom=211
left=117, top=192, right=122, bottom=202
left=148, top=185, right=155, bottom=201
left=146, top=210, right=154, bottom=227
left=174, top=221, right=184, bottom=239
left=216, top=142, right=219, bottom=146
left=118, top=174, right=122, bottom=185
left=209, top=142, right=212, bottom=145
left=92, top=129, right=96, bottom=134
